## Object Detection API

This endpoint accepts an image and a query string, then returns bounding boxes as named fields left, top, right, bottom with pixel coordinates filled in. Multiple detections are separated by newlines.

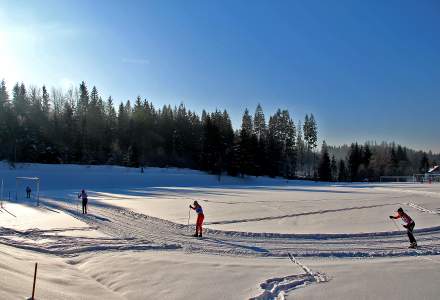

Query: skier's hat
left=397, top=207, right=403, bottom=213
left=193, top=200, right=198, bottom=206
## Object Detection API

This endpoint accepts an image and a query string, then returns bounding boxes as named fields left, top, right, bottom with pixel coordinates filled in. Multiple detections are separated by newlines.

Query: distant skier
left=189, top=200, right=204, bottom=237
left=26, top=186, right=31, bottom=199
left=78, top=189, right=88, bottom=214
left=389, top=207, right=417, bottom=248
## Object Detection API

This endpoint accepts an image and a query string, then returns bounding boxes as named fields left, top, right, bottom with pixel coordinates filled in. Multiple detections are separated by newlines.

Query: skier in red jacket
left=189, top=201, right=204, bottom=237
left=390, top=207, right=417, bottom=248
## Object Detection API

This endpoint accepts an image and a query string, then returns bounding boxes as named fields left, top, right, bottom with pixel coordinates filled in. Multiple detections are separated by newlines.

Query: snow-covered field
left=0, top=162, right=439, bottom=299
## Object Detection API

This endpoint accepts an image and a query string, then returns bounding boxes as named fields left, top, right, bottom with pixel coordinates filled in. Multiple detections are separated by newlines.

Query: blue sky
left=1, top=0, right=439, bottom=151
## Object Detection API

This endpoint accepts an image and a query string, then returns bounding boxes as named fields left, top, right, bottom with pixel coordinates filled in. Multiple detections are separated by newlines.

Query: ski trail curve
left=2, top=196, right=440, bottom=258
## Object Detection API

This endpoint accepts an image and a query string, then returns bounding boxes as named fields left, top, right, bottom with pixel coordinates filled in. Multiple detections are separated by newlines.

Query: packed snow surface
left=0, top=163, right=439, bottom=299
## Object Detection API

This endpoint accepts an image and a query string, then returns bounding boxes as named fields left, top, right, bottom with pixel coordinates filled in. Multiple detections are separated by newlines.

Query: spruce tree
left=0, top=80, right=9, bottom=108
left=318, top=141, right=331, bottom=181
left=308, top=114, right=318, bottom=177
left=239, top=109, right=255, bottom=176
left=330, top=155, right=337, bottom=181
left=420, top=152, right=430, bottom=173
left=296, top=121, right=305, bottom=176
left=0, top=80, right=11, bottom=160
left=348, top=143, right=362, bottom=181
left=338, top=159, right=348, bottom=182
left=253, top=104, right=267, bottom=176
left=253, top=104, right=266, bottom=141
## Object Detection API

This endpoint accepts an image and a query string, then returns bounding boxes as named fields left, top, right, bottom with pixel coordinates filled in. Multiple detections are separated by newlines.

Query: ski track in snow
left=2, top=196, right=440, bottom=299
left=250, top=274, right=319, bottom=300
left=405, top=202, right=440, bottom=215
left=204, top=203, right=399, bottom=225
left=251, top=254, right=328, bottom=300
left=1, top=197, right=440, bottom=259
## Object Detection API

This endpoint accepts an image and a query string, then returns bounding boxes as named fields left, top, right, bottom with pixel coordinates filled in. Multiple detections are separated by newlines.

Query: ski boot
left=408, top=242, right=417, bottom=249
left=193, top=233, right=199, bottom=237
left=198, top=233, right=202, bottom=238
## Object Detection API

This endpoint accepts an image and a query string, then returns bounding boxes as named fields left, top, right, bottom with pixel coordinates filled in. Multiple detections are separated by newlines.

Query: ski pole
left=187, top=208, right=191, bottom=232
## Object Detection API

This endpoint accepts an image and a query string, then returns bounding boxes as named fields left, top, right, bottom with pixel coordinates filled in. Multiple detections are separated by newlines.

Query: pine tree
left=85, top=86, right=106, bottom=162
left=77, top=81, right=89, bottom=160
left=104, top=96, right=117, bottom=162
left=0, top=80, right=9, bottom=109
left=60, top=100, right=77, bottom=162
left=280, top=110, right=296, bottom=178
left=117, top=101, right=132, bottom=165
left=338, top=159, right=348, bottom=182
left=0, top=80, right=12, bottom=160
left=330, top=155, right=337, bottom=181
left=13, top=82, right=30, bottom=119
left=390, top=146, right=399, bottom=175
left=348, top=143, right=362, bottom=181
left=253, top=104, right=266, bottom=141
left=239, top=108, right=255, bottom=176
left=308, top=114, right=318, bottom=177
left=253, top=104, right=267, bottom=176
left=318, top=141, right=331, bottom=181
left=267, top=114, right=282, bottom=177
left=296, top=121, right=305, bottom=176
left=303, top=114, right=318, bottom=177
left=363, top=144, right=372, bottom=168
left=419, top=152, right=430, bottom=173
left=308, top=114, right=318, bottom=150
left=42, top=86, right=50, bottom=116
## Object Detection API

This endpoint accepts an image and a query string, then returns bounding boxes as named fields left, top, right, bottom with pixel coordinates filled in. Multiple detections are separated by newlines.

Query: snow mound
left=251, top=254, right=328, bottom=300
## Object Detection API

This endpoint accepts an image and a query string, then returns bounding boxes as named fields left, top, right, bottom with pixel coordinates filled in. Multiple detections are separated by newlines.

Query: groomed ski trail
left=2, top=196, right=440, bottom=259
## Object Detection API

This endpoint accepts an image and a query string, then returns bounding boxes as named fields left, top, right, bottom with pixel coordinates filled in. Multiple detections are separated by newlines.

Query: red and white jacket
left=395, top=212, right=413, bottom=225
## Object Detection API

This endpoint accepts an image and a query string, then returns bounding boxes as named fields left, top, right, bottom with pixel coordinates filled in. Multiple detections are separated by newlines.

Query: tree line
left=1, top=80, right=438, bottom=181
left=318, top=142, right=440, bottom=182
left=0, top=80, right=318, bottom=178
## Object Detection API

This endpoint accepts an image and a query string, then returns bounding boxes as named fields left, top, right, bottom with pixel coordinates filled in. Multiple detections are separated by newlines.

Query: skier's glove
left=389, top=216, right=394, bottom=219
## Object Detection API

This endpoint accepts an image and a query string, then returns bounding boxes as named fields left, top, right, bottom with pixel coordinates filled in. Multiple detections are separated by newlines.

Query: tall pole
left=187, top=208, right=191, bottom=233
left=37, top=179, right=40, bottom=206
left=31, top=262, right=38, bottom=300
left=1, top=179, right=3, bottom=208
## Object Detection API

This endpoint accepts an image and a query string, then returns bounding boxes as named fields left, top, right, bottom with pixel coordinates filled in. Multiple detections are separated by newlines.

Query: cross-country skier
left=26, top=186, right=31, bottom=199
left=189, top=200, right=204, bottom=237
left=78, top=189, right=88, bottom=214
left=389, top=207, right=417, bottom=248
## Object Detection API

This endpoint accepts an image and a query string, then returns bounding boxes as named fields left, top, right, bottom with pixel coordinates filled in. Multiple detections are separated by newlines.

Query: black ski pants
left=82, top=199, right=88, bottom=214
left=405, top=222, right=416, bottom=244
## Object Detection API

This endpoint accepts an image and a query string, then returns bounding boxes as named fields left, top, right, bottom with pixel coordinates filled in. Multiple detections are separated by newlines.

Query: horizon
left=1, top=0, right=439, bottom=152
